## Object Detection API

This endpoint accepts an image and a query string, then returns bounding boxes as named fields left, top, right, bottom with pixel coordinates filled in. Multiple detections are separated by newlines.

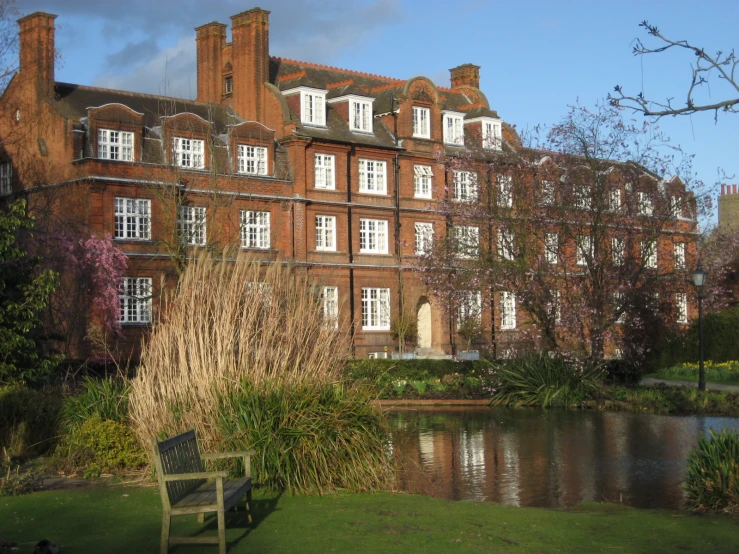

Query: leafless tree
left=0, top=0, right=18, bottom=93
left=609, top=21, right=738, bottom=120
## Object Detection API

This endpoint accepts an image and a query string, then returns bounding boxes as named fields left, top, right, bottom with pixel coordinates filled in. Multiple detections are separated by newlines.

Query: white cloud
left=94, top=36, right=196, bottom=98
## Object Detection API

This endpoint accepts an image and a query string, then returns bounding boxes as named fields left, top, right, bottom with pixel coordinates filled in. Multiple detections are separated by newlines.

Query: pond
left=386, top=407, right=739, bottom=510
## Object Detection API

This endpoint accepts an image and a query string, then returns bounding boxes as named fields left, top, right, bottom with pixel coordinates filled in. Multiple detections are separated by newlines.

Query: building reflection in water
left=387, top=407, right=739, bottom=509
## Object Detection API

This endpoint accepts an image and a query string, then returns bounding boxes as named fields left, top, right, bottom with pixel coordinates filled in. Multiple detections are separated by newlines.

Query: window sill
left=120, top=322, right=151, bottom=327
left=362, top=328, right=391, bottom=332
left=114, top=238, right=154, bottom=244
left=350, top=129, right=375, bottom=136
left=357, top=190, right=388, bottom=196
left=302, top=122, right=328, bottom=129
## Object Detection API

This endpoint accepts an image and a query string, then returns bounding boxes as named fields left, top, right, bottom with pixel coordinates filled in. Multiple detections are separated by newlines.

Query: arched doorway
left=417, top=302, right=432, bottom=349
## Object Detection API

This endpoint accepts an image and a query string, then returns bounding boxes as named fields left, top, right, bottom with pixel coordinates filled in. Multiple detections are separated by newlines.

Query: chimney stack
left=18, top=12, right=57, bottom=99
left=450, top=63, right=480, bottom=89
left=195, top=21, right=227, bottom=104
left=231, top=8, right=270, bottom=121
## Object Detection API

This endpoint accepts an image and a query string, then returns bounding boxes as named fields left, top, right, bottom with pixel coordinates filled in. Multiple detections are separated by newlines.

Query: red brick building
left=0, top=9, right=698, bottom=361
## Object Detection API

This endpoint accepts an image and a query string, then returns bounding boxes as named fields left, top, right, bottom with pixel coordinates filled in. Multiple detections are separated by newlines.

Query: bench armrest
left=201, top=450, right=255, bottom=460
left=163, top=470, right=228, bottom=482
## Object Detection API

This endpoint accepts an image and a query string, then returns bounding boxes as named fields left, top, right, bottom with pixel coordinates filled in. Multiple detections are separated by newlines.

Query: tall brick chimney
left=195, top=22, right=227, bottom=104
left=231, top=8, right=270, bottom=122
left=450, top=64, right=480, bottom=89
left=18, top=11, right=57, bottom=99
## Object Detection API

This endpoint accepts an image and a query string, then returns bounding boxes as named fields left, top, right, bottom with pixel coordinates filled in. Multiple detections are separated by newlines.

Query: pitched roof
left=52, top=82, right=239, bottom=133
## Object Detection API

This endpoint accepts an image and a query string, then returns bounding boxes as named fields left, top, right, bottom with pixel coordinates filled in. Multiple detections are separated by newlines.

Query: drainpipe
left=487, top=164, right=496, bottom=359
left=394, top=152, right=403, bottom=354
left=445, top=165, right=456, bottom=356
left=347, top=144, right=356, bottom=358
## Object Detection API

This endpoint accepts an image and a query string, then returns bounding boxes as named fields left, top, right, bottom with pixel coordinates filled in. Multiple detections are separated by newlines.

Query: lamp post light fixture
left=691, top=262, right=708, bottom=391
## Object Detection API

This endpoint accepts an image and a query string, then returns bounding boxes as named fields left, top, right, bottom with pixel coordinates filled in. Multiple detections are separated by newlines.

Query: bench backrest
left=153, top=430, right=205, bottom=508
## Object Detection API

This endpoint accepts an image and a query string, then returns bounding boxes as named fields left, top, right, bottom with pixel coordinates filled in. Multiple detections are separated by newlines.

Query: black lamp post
left=691, top=262, right=708, bottom=391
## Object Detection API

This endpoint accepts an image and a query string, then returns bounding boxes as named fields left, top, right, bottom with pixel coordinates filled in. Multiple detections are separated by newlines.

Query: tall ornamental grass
left=130, top=252, right=391, bottom=493
left=684, top=429, right=739, bottom=513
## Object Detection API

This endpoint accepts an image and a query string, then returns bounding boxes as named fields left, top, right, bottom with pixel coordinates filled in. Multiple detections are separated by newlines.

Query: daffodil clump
left=656, top=361, right=739, bottom=384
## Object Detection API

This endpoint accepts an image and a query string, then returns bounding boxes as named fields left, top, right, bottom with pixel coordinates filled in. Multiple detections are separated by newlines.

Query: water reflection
left=387, top=407, right=739, bottom=509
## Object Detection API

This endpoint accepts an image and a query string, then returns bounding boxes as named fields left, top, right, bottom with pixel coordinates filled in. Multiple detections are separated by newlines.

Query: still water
left=386, top=407, right=739, bottom=509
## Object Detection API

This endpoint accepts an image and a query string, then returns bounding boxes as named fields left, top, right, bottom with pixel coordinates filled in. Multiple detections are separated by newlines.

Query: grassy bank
left=651, top=361, right=739, bottom=386
left=2, top=486, right=738, bottom=553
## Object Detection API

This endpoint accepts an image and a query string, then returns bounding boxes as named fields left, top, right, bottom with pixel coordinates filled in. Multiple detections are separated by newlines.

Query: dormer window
left=238, top=145, right=268, bottom=176
left=442, top=111, right=464, bottom=146
left=98, top=129, right=134, bottom=161
left=351, top=99, right=373, bottom=133
left=283, top=87, right=328, bottom=127
left=482, top=119, right=502, bottom=151
left=412, top=106, right=430, bottom=139
left=173, top=138, right=204, bottom=169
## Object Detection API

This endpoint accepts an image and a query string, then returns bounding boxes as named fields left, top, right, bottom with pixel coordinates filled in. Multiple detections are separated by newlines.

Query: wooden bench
left=152, top=430, right=254, bottom=554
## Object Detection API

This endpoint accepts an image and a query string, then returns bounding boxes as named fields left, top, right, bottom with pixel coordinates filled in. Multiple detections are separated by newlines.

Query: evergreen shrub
left=0, top=386, right=62, bottom=458
left=684, top=428, right=739, bottom=513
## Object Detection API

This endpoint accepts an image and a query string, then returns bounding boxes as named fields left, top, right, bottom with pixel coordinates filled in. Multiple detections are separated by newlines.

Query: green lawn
left=2, top=486, right=738, bottom=553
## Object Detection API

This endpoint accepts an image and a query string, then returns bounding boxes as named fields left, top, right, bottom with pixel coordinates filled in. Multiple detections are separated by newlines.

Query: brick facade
left=0, top=10, right=700, bottom=361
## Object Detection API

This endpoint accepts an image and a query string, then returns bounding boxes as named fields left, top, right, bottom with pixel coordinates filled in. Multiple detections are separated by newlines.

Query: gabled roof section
left=52, top=82, right=239, bottom=133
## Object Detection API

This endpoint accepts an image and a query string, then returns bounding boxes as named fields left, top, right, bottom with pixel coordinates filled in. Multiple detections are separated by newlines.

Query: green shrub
left=489, top=355, right=602, bottom=408
left=410, top=380, right=427, bottom=394
left=684, top=428, right=739, bottom=513
left=0, top=386, right=63, bottom=458
left=0, top=460, right=40, bottom=496
left=215, top=382, right=392, bottom=494
left=55, top=415, right=147, bottom=478
left=655, top=361, right=739, bottom=384
left=656, top=306, right=739, bottom=368
left=60, top=376, right=130, bottom=434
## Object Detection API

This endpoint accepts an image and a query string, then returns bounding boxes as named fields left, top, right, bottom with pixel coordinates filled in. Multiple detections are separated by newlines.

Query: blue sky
left=17, top=0, right=738, bottom=224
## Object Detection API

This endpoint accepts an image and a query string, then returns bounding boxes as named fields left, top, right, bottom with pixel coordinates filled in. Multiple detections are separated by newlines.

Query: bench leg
left=197, top=513, right=205, bottom=524
left=160, top=513, right=171, bottom=554
left=246, top=489, right=253, bottom=524
left=217, top=508, right=227, bottom=554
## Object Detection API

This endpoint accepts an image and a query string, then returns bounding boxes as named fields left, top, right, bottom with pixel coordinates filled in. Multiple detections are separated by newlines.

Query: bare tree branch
left=609, top=21, right=739, bottom=120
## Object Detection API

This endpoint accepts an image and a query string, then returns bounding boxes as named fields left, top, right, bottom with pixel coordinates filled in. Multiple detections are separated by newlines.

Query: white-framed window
left=614, top=292, right=626, bottom=324
left=178, top=205, right=206, bottom=246
left=676, top=293, right=688, bottom=324
left=545, top=233, right=558, bottom=264
left=452, top=171, right=477, bottom=202
left=350, top=99, right=373, bottom=133
left=414, top=165, right=433, bottom=198
left=301, top=90, right=326, bottom=126
left=443, top=112, right=464, bottom=146
left=609, top=189, right=622, bottom=211
left=612, top=237, right=625, bottom=266
left=576, top=235, right=592, bottom=266
left=98, top=129, right=134, bottom=161
left=362, top=287, right=390, bottom=330
left=114, top=197, right=151, bottom=240
left=359, top=218, right=388, bottom=254
left=498, top=228, right=515, bottom=260
left=482, top=119, right=502, bottom=151
left=119, top=277, right=152, bottom=324
left=613, top=348, right=623, bottom=359
left=548, top=290, right=562, bottom=325
left=457, top=291, right=482, bottom=326
left=225, top=76, right=233, bottom=94
left=240, top=210, right=270, bottom=249
left=497, top=175, right=513, bottom=207
left=670, top=195, right=683, bottom=218
left=238, top=145, right=268, bottom=176
left=574, top=184, right=591, bottom=210
left=501, top=291, right=516, bottom=330
left=414, top=222, right=434, bottom=255
left=637, top=192, right=654, bottom=216
left=314, top=154, right=335, bottom=189
left=0, top=162, right=11, bottom=195
left=173, top=137, right=205, bottom=169
left=412, top=106, right=430, bottom=139
left=641, top=240, right=657, bottom=269
left=358, top=159, right=387, bottom=194
left=453, top=225, right=479, bottom=258
left=674, top=242, right=686, bottom=269
left=540, top=180, right=555, bottom=206
left=315, top=215, right=336, bottom=252
left=321, top=286, right=339, bottom=329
